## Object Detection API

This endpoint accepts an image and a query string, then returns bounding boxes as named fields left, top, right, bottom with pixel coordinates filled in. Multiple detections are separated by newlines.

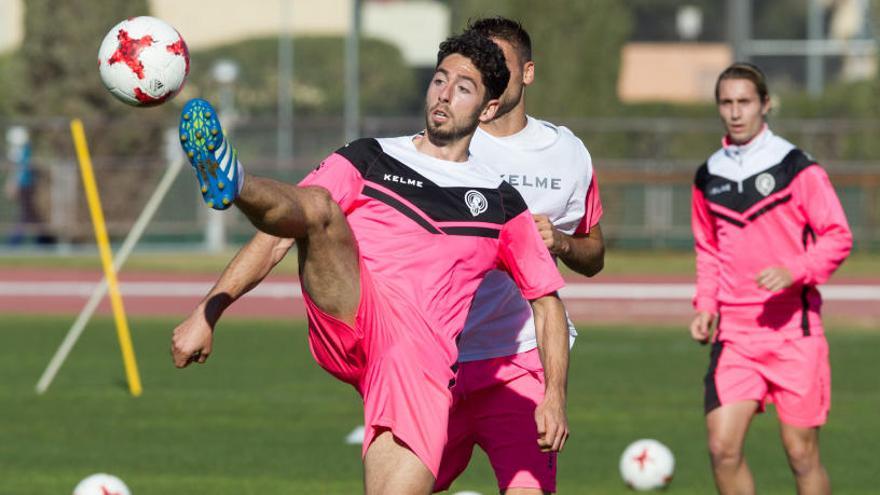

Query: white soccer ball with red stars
left=619, top=439, right=675, bottom=491
left=98, top=16, right=189, bottom=107
left=72, top=473, right=131, bottom=495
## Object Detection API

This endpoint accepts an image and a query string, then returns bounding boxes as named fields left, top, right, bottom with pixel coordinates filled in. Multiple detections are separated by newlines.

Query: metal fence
left=1, top=116, right=878, bottom=252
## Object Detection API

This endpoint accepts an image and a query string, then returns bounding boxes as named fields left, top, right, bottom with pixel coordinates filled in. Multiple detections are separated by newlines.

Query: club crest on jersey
left=465, top=190, right=488, bottom=217
left=755, top=172, right=776, bottom=197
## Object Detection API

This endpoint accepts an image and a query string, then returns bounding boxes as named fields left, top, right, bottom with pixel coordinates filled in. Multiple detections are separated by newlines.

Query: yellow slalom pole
left=70, top=119, right=142, bottom=397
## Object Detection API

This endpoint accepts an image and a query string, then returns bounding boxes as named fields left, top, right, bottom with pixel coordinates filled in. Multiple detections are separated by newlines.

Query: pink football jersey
left=299, top=136, right=565, bottom=363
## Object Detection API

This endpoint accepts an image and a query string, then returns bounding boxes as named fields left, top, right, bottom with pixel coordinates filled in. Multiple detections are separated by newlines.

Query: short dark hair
left=467, top=16, right=532, bottom=64
left=436, top=31, right=510, bottom=101
left=715, top=62, right=769, bottom=103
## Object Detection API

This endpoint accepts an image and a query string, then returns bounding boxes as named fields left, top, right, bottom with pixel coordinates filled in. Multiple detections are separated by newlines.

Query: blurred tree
left=623, top=0, right=808, bottom=42
left=873, top=0, right=880, bottom=116
left=188, top=36, right=418, bottom=117
left=624, top=0, right=724, bottom=42
left=0, top=53, right=17, bottom=116
left=450, top=0, right=632, bottom=117
left=10, top=0, right=173, bottom=156
left=753, top=0, right=808, bottom=40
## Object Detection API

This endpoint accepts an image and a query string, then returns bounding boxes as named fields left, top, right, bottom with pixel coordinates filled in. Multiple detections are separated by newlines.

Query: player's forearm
left=557, top=227, right=605, bottom=277
left=200, top=232, right=294, bottom=322
left=786, top=172, right=853, bottom=285
left=784, top=228, right=851, bottom=286
left=531, top=294, right=569, bottom=402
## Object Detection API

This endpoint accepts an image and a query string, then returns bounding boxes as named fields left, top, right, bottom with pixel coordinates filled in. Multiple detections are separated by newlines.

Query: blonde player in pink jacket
left=691, top=63, right=852, bottom=495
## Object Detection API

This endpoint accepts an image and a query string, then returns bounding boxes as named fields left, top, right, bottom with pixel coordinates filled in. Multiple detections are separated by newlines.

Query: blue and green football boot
left=179, top=98, right=242, bottom=210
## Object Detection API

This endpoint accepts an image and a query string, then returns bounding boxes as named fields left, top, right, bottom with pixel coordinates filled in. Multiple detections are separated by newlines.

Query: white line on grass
left=2, top=282, right=879, bottom=301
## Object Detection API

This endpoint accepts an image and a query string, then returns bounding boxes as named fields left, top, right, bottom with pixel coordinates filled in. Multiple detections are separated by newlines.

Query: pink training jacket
left=691, top=127, right=852, bottom=341
left=299, top=136, right=565, bottom=365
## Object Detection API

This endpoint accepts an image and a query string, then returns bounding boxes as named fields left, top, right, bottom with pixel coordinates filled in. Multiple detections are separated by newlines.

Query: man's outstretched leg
left=180, top=98, right=359, bottom=321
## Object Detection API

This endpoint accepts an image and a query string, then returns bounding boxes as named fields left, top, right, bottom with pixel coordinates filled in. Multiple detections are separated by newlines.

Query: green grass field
left=2, top=315, right=878, bottom=494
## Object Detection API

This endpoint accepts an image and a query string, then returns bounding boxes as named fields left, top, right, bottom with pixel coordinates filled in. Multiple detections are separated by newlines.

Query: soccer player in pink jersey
left=433, top=18, right=604, bottom=495
left=170, top=32, right=571, bottom=495
left=691, top=63, right=852, bottom=495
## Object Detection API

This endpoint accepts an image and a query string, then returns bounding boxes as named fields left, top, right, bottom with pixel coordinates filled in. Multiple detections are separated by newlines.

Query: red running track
left=1, top=268, right=878, bottom=326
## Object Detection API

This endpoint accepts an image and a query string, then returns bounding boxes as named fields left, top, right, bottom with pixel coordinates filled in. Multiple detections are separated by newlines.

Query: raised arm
left=785, top=166, right=853, bottom=285
left=533, top=174, right=605, bottom=276
left=170, top=231, right=294, bottom=367
left=535, top=217, right=605, bottom=276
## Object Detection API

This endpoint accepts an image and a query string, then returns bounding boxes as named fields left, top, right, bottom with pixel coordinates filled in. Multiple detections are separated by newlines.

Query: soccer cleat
left=179, top=98, right=243, bottom=210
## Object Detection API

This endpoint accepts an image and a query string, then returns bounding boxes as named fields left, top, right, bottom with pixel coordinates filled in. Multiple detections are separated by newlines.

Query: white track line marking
left=1, top=282, right=878, bottom=301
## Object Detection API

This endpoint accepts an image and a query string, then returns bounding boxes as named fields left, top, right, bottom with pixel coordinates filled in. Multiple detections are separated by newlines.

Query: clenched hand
left=170, top=307, right=214, bottom=368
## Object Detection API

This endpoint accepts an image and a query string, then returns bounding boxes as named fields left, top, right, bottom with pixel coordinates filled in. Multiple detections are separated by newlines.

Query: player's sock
left=178, top=98, right=244, bottom=210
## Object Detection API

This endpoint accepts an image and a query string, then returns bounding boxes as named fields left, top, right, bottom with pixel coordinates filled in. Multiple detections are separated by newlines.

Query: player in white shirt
left=434, top=18, right=605, bottom=495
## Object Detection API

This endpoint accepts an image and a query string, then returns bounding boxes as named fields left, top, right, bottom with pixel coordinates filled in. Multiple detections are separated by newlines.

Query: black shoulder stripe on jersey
left=362, top=186, right=441, bottom=234
left=741, top=149, right=815, bottom=199
left=710, top=210, right=746, bottom=228
left=334, top=138, right=383, bottom=176
left=362, top=153, right=507, bottom=225
left=746, top=194, right=792, bottom=222
left=440, top=226, right=500, bottom=239
left=698, top=149, right=817, bottom=213
left=364, top=185, right=502, bottom=238
left=785, top=148, right=817, bottom=172
left=498, top=181, right=529, bottom=222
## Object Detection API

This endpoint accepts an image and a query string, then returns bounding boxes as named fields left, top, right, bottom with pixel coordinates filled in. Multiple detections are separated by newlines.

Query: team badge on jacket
left=465, top=190, right=488, bottom=217
left=755, top=172, right=776, bottom=197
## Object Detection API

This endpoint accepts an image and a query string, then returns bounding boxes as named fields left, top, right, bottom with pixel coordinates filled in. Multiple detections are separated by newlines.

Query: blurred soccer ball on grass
left=619, top=438, right=675, bottom=491
left=72, top=472, right=131, bottom=495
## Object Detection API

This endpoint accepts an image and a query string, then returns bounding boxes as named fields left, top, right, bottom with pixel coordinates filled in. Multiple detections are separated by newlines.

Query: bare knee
left=781, top=424, right=824, bottom=477
left=784, top=438, right=821, bottom=476
left=298, top=186, right=342, bottom=230
left=707, top=435, right=744, bottom=468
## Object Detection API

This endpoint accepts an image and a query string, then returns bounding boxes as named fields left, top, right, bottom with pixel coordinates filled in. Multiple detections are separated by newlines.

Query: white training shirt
left=456, top=116, right=595, bottom=362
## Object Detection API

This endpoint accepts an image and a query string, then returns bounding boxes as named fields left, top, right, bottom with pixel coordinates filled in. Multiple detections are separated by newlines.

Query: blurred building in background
left=620, top=0, right=876, bottom=103
left=618, top=43, right=733, bottom=103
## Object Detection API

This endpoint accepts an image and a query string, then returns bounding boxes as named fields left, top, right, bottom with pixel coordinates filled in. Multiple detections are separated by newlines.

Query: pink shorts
left=434, top=349, right=556, bottom=493
left=304, top=262, right=454, bottom=477
left=704, top=335, right=831, bottom=428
